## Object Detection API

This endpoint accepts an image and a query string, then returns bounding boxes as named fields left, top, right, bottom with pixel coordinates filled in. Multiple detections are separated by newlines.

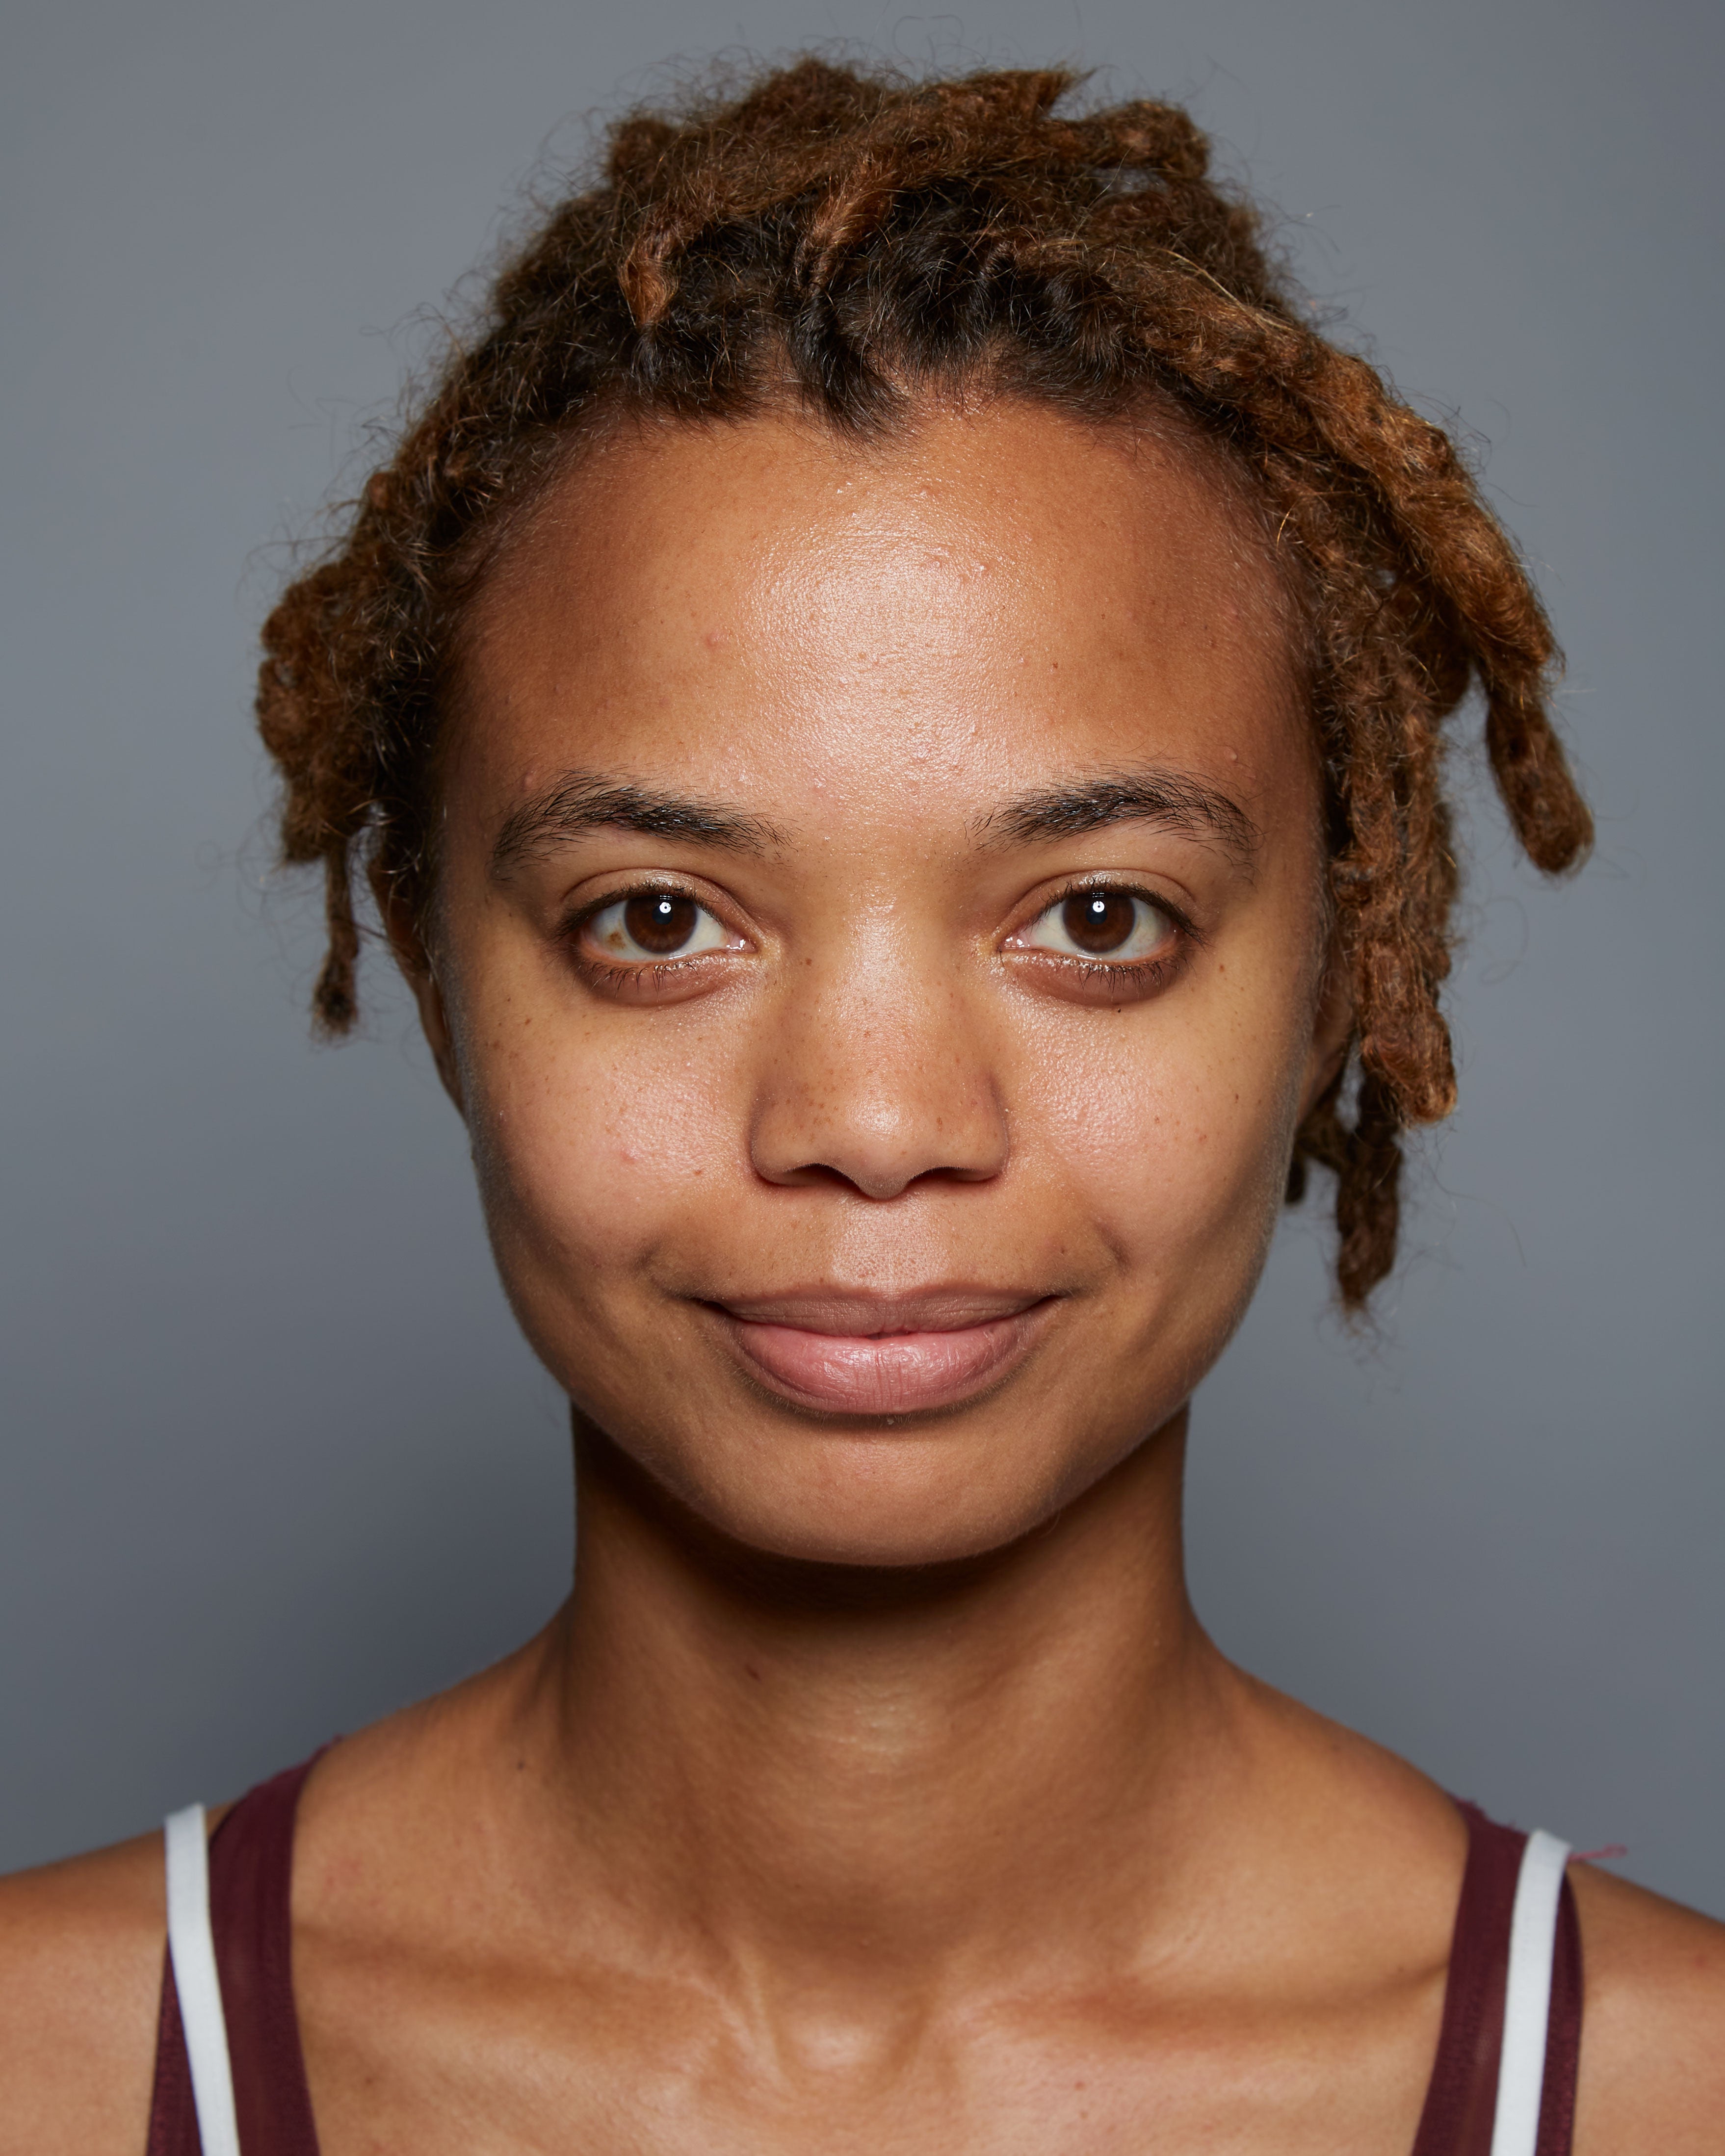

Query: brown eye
left=625, top=893, right=697, bottom=953
left=584, top=890, right=733, bottom=963
left=1061, top=893, right=1138, bottom=954
left=1016, top=889, right=1175, bottom=963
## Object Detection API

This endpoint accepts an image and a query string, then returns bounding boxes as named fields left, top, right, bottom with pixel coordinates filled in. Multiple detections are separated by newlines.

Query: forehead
left=452, top=401, right=1308, bottom=827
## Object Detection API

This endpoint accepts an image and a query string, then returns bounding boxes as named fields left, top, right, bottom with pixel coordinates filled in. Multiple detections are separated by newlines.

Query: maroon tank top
left=146, top=1762, right=1582, bottom=2155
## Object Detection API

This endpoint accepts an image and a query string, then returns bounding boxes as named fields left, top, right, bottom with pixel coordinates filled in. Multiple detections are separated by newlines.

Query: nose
left=748, top=970, right=1010, bottom=1200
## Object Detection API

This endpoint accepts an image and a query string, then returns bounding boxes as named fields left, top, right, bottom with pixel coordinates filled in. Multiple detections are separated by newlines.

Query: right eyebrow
left=977, top=766, right=1258, bottom=869
left=491, top=774, right=781, bottom=880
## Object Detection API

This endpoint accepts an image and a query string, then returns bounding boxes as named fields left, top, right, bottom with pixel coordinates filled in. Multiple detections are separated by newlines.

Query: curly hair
left=257, top=56, right=1591, bottom=1308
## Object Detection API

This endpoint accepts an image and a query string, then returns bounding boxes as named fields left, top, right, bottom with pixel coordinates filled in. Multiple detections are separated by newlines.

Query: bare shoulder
left=1571, top=1860, right=1725, bottom=2154
left=0, top=1832, right=167, bottom=2155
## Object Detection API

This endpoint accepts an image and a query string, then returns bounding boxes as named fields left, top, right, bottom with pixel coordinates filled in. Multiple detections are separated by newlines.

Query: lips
left=709, top=1290, right=1053, bottom=1415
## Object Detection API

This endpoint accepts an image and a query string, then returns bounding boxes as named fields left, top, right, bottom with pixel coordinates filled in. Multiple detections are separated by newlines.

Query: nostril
left=761, top=1157, right=999, bottom=1201
left=747, top=1042, right=1011, bottom=1196
left=773, top=1161, right=862, bottom=1192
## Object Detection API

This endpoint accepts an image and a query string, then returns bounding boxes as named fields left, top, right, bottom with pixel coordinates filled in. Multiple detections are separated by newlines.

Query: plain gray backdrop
left=3, top=0, right=1721, bottom=1914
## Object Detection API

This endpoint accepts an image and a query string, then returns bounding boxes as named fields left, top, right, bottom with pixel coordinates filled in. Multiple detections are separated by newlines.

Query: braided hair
left=257, top=58, right=1591, bottom=1307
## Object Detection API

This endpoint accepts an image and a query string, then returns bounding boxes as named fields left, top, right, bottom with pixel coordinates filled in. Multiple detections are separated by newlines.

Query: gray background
left=3, top=0, right=1721, bottom=1914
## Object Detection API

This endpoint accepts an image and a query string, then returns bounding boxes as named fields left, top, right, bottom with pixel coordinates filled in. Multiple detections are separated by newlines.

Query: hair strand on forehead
left=256, top=53, right=1592, bottom=1310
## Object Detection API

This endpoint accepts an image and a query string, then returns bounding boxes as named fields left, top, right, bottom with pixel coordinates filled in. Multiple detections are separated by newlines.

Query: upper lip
left=708, top=1288, right=1051, bottom=1336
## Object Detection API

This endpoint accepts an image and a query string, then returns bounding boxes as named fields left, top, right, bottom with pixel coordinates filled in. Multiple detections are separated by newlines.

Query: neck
left=505, top=1407, right=1249, bottom=1998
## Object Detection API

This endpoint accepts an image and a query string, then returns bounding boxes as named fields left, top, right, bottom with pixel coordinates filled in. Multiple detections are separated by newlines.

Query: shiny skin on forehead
left=454, top=402, right=1308, bottom=838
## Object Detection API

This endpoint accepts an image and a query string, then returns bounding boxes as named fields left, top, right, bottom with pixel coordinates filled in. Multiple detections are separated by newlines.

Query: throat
left=513, top=1412, right=1228, bottom=1991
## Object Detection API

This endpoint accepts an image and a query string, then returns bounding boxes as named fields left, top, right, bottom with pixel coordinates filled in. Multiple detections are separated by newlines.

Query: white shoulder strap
left=164, top=1804, right=243, bottom=2156
left=1488, top=1827, right=1571, bottom=2156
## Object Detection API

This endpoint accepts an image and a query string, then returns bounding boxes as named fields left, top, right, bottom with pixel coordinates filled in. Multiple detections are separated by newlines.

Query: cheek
left=1019, top=972, right=1310, bottom=1289
left=457, top=990, right=742, bottom=1296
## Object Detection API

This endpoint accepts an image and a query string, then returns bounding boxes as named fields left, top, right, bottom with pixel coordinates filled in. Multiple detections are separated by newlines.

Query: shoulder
left=0, top=1831, right=168, bottom=2154
left=1571, top=1859, right=1725, bottom=2154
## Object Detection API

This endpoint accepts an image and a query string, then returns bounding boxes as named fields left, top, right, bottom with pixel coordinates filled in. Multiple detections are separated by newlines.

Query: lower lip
left=718, top=1308, right=1047, bottom=1415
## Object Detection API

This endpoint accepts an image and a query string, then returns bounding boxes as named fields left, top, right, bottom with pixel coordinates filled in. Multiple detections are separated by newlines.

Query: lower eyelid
left=1017, top=950, right=1177, bottom=976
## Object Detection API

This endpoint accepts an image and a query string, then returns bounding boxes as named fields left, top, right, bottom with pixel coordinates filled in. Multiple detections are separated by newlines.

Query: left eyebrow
left=976, top=767, right=1258, bottom=868
left=491, top=773, right=782, bottom=879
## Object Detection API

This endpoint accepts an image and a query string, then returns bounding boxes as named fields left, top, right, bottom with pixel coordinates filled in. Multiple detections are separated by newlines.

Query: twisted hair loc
left=257, top=56, right=1592, bottom=1307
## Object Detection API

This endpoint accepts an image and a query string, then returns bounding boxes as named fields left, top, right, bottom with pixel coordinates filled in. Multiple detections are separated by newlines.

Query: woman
left=2, top=57, right=1719, bottom=2155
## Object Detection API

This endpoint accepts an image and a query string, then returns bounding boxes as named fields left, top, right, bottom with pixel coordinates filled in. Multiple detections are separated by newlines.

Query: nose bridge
left=748, top=917, right=1009, bottom=1198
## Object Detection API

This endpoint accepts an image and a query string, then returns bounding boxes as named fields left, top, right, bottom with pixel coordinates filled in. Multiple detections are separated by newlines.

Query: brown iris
left=623, top=893, right=698, bottom=954
left=1060, top=893, right=1139, bottom=954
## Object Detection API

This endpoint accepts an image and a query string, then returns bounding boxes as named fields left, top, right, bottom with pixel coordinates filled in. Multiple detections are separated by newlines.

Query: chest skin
left=291, top=1935, right=1448, bottom=2156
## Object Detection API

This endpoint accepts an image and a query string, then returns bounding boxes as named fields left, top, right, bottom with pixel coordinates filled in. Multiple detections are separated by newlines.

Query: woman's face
left=418, top=401, right=1340, bottom=1566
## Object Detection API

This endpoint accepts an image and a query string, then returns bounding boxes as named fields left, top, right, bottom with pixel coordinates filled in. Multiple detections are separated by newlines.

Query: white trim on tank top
left=163, top=1804, right=242, bottom=2156
left=1490, top=1828, right=1572, bottom=2156
left=161, top=1805, right=1569, bottom=2156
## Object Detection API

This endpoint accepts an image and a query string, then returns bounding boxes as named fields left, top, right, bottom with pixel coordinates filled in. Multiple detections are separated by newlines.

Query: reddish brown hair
left=257, top=57, right=1591, bottom=1306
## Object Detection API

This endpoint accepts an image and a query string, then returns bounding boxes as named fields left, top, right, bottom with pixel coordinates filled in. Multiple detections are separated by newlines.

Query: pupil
left=624, top=892, right=697, bottom=955
left=1062, top=892, right=1137, bottom=955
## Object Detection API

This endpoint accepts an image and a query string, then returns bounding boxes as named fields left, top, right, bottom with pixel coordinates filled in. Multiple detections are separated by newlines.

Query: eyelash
left=559, top=878, right=1199, bottom=999
left=1072, top=954, right=1178, bottom=992
left=560, top=882, right=732, bottom=989
left=1010, top=881, right=1198, bottom=979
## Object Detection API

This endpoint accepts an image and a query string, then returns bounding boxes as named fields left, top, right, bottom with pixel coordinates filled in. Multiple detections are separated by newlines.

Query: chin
left=659, top=1423, right=1118, bottom=1574
left=717, top=1506, right=1033, bottom=1573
